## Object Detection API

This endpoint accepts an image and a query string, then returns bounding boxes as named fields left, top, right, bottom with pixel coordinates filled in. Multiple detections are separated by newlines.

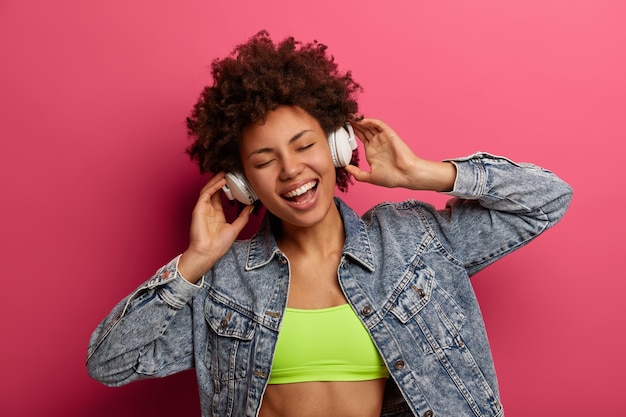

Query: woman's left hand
left=345, top=118, right=456, bottom=192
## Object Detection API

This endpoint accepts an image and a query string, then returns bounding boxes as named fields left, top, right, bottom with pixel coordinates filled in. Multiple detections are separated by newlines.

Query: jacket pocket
left=390, top=261, right=466, bottom=354
left=204, top=297, right=256, bottom=381
left=204, top=297, right=259, bottom=416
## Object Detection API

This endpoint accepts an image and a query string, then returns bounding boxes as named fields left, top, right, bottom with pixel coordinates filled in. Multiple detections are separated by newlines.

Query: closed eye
left=297, top=142, right=315, bottom=152
left=254, top=159, right=275, bottom=169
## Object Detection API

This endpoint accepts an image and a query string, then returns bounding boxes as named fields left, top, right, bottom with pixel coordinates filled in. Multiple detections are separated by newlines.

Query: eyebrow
left=246, top=129, right=314, bottom=159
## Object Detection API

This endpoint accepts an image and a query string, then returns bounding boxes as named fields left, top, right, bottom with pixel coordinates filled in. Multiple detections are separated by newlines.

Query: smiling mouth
left=281, top=181, right=318, bottom=204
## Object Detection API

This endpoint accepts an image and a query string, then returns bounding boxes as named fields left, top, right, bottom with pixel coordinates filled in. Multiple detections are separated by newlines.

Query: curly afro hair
left=185, top=30, right=362, bottom=192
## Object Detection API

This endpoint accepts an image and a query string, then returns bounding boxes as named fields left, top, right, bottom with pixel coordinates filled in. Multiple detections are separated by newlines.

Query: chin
left=271, top=196, right=336, bottom=229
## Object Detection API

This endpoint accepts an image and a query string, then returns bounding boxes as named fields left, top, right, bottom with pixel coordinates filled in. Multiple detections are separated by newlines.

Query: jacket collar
left=245, top=197, right=375, bottom=272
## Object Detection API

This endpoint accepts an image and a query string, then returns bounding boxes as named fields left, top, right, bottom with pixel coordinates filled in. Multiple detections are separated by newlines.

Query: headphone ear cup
left=328, top=124, right=357, bottom=167
left=222, top=172, right=258, bottom=205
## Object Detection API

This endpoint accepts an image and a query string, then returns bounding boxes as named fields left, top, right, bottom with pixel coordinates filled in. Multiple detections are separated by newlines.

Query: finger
left=357, top=118, right=388, bottom=130
left=209, top=184, right=226, bottom=208
left=205, top=172, right=227, bottom=191
left=355, top=119, right=389, bottom=140
left=351, top=123, right=374, bottom=143
left=198, top=174, right=227, bottom=202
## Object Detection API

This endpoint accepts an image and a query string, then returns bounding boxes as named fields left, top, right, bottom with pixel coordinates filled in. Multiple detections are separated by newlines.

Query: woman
left=87, top=31, right=572, bottom=417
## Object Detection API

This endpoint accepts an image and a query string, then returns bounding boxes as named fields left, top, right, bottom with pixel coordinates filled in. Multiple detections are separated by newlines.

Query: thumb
left=344, top=164, right=372, bottom=184
left=230, top=205, right=253, bottom=234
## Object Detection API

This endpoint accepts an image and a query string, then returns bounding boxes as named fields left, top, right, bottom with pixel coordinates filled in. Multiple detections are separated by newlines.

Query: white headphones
left=222, top=124, right=357, bottom=204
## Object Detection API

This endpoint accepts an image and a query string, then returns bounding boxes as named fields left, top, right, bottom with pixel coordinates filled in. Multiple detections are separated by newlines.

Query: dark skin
left=179, top=106, right=456, bottom=416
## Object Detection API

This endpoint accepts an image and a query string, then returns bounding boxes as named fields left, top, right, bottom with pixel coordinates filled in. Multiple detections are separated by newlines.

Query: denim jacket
left=87, top=153, right=572, bottom=417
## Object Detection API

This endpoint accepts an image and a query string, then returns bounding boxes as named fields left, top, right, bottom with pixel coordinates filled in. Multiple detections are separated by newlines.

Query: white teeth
left=283, top=181, right=316, bottom=198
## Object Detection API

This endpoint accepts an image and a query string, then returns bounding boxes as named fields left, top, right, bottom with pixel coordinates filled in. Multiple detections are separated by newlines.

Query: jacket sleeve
left=425, top=152, right=573, bottom=276
left=86, top=256, right=203, bottom=386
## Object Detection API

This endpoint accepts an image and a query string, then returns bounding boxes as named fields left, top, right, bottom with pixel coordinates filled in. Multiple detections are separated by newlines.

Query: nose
left=279, top=153, right=303, bottom=181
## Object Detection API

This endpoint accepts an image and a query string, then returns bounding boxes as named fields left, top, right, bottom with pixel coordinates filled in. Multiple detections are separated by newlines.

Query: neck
left=276, top=204, right=345, bottom=257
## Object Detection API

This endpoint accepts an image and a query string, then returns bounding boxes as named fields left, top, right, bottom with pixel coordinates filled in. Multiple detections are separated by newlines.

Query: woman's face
left=240, top=106, right=338, bottom=229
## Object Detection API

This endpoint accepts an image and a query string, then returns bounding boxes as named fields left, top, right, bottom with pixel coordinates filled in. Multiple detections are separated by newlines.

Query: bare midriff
left=258, top=378, right=387, bottom=417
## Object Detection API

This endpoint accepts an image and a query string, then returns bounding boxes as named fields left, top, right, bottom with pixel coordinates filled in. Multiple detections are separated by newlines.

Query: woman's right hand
left=178, top=172, right=252, bottom=283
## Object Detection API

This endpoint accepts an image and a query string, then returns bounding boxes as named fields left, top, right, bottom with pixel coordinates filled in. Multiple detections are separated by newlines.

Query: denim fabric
left=87, top=153, right=572, bottom=417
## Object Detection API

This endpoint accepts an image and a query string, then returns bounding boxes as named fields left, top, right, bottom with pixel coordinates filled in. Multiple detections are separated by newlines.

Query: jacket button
left=394, top=360, right=405, bottom=370
left=361, top=306, right=372, bottom=316
left=279, top=257, right=287, bottom=265
left=413, top=285, right=426, bottom=297
left=424, top=410, right=434, bottom=417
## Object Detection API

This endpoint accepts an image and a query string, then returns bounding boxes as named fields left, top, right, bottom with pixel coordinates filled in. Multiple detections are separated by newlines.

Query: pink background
left=1, top=1, right=624, bottom=416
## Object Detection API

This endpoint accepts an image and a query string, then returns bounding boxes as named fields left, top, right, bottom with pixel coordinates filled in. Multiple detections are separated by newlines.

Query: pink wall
left=1, top=1, right=624, bottom=415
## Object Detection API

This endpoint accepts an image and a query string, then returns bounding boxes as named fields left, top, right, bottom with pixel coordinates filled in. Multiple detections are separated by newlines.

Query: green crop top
left=268, top=304, right=390, bottom=384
